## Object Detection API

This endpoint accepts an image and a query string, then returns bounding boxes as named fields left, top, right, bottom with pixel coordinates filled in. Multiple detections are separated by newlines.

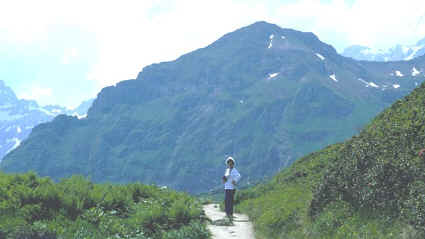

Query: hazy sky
left=1, top=0, right=424, bottom=108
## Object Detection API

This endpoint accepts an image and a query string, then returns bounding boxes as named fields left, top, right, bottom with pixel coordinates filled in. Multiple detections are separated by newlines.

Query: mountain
left=0, top=80, right=93, bottom=161
left=342, top=37, right=425, bottom=61
left=235, top=81, right=425, bottom=238
left=1, top=21, right=425, bottom=194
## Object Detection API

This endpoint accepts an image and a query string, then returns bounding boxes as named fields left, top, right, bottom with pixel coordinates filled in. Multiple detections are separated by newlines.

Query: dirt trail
left=203, top=204, right=256, bottom=239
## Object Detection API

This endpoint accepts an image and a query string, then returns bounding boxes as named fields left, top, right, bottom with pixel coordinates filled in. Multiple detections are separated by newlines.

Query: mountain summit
left=0, top=81, right=18, bottom=104
left=2, top=22, right=425, bottom=193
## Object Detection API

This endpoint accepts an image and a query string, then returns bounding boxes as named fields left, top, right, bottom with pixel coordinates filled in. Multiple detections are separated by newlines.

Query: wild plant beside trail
left=0, top=172, right=211, bottom=239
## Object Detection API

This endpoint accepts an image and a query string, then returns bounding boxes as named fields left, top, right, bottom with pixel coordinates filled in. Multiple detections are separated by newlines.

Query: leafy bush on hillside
left=0, top=172, right=210, bottom=239
left=236, top=146, right=418, bottom=238
left=311, top=84, right=425, bottom=233
left=236, top=84, right=425, bottom=238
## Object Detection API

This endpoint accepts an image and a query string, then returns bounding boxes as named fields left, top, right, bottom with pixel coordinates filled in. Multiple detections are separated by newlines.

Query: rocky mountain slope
left=1, top=21, right=425, bottom=193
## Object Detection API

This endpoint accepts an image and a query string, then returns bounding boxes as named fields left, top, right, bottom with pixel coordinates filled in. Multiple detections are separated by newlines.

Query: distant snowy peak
left=0, top=80, right=95, bottom=161
left=342, top=37, right=425, bottom=61
left=0, top=80, right=18, bottom=105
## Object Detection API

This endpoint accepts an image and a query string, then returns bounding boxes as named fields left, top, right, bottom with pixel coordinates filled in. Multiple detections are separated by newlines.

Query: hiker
left=222, top=156, right=241, bottom=220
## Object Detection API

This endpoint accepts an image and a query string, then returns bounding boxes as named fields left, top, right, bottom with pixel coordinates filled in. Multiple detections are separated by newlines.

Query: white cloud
left=62, top=48, right=79, bottom=65
left=74, top=0, right=270, bottom=91
left=274, top=0, right=425, bottom=50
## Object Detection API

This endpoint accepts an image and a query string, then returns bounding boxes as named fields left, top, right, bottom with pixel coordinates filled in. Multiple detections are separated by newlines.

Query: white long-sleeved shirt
left=224, top=167, right=241, bottom=190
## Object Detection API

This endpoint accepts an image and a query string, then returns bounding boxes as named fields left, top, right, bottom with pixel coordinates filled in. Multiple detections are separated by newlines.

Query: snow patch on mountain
left=330, top=74, right=338, bottom=82
left=268, top=72, right=279, bottom=79
left=361, top=48, right=386, bottom=55
left=51, top=109, right=62, bottom=114
left=358, top=78, right=379, bottom=88
left=369, top=82, right=379, bottom=88
left=405, top=45, right=424, bottom=60
left=395, top=71, right=404, bottom=77
left=6, top=138, right=21, bottom=154
left=315, top=53, right=325, bottom=60
left=268, top=34, right=274, bottom=49
left=74, top=113, right=87, bottom=119
left=412, top=67, right=420, bottom=76
left=393, top=84, right=401, bottom=89
left=33, top=107, right=56, bottom=116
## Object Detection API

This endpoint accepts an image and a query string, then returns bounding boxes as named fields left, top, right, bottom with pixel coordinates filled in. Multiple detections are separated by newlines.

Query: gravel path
left=203, top=204, right=256, bottom=239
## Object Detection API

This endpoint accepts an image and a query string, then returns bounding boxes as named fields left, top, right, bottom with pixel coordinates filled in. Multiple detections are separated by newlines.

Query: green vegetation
left=0, top=171, right=210, bottom=239
left=236, top=83, right=425, bottom=238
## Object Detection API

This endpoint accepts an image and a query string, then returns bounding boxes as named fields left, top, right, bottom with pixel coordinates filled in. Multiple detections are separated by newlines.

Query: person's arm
left=223, top=168, right=230, bottom=183
left=232, top=169, right=241, bottom=185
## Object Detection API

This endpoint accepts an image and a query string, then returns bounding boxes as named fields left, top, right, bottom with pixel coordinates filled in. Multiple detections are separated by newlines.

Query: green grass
left=236, top=143, right=421, bottom=238
left=235, top=83, right=425, bottom=238
left=0, top=171, right=210, bottom=239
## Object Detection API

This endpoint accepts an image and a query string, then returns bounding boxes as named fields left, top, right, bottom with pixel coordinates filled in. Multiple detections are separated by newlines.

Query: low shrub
left=0, top=172, right=209, bottom=238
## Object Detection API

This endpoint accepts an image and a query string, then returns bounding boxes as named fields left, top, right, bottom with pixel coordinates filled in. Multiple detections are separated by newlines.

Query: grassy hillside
left=0, top=172, right=210, bottom=239
left=235, top=82, right=425, bottom=238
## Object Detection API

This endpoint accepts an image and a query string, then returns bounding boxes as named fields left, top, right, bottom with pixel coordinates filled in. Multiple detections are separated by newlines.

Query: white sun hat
left=225, top=156, right=235, bottom=165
